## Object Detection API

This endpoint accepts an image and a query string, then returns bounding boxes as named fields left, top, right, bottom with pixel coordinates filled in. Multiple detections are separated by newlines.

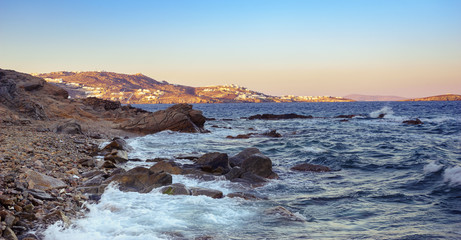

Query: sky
left=1, top=0, right=460, bottom=98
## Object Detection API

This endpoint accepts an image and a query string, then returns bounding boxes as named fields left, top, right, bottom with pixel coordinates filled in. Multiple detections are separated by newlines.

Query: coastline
left=0, top=119, right=130, bottom=239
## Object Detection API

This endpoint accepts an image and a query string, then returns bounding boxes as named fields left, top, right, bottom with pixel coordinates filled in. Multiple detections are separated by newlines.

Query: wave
left=443, top=166, right=461, bottom=186
left=369, top=106, right=394, bottom=118
left=423, top=161, right=444, bottom=174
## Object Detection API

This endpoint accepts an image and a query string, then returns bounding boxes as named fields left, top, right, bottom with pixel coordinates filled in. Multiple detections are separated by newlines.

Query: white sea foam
left=443, top=166, right=461, bottom=186
left=303, top=146, right=327, bottom=153
left=423, top=161, right=444, bottom=174
left=44, top=185, right=256, bottom=240
left=369, top=106, right=394, bottom=118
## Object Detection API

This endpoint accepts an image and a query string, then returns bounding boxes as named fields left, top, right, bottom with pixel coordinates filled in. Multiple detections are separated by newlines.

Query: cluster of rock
left=1, top=69, right=207, bottom=136
left=0, top=69, right=210, bottom=239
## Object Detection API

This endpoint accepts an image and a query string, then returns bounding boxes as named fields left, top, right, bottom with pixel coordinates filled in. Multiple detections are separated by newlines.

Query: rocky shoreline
left=0, top=121, right=113, bottom=239
left=0, top=69, right=211, bottom=239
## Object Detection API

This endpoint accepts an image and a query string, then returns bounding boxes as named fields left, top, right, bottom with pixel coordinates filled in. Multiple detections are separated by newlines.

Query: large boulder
left=195, top=152, right=230, bottom=174
left=119, top=103, right=207, bottom=134
left=241, top=154, right=278, bottom=179
left=106, top=167, right=172, bottom=193
left=229, top=148, right=261, bottom=167
left=24, top=169, right=67, bottom=191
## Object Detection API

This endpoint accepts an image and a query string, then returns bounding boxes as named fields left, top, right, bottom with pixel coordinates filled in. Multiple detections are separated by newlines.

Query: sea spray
left=443, top=166, right=461, bottom=186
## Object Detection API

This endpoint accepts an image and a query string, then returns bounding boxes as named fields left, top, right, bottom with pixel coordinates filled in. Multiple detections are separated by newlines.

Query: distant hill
left=35, top=71, right=354, bottom=104
left=403, top=94, right=461, bottom=102
left=344, top=94, right=407, bottom=101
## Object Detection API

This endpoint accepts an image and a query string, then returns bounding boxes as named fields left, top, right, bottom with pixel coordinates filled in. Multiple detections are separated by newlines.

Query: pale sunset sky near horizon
left=1, top=0, right=460, bottom=98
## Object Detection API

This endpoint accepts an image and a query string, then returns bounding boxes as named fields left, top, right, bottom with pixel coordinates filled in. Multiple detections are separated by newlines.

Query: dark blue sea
left=45, top=102, right=461, bottom=240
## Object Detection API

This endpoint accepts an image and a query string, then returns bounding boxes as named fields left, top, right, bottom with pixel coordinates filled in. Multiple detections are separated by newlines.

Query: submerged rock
left=291, top=163, right=331, bottom=172
left=264, top=206, right=306, bottom=222
left=403, top=118, right=423, bottom=125
left=248, top=113, right=313, bottom=120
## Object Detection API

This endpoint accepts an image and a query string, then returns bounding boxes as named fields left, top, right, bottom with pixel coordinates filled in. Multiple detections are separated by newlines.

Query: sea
left=44, top=101, right=461, bottom=240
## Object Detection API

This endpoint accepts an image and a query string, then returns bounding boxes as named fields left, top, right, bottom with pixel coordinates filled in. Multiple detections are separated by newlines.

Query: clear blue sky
left=1, top=0, right=460, bottom=97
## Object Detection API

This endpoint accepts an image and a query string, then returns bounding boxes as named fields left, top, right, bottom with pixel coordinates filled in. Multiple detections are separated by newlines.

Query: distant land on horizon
left=32, top=71, right=461, bottom=104
left=33, top=71, right=353, bottom=104
left=403, top=94, right=461, bottom=102
left=344, top=94, right=408, bottom=102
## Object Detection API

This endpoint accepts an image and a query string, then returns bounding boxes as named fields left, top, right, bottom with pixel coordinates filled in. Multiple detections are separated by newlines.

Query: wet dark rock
left=248, top=113, right=313, bottom=120
left=195, top=152, right=230, bottom=174
left=227, top=192, right=266, bottom=200
left=229, top=148, right=261, bottom=167
left=190, top=187, right=223, bottom=199
left=336, top=114, right=355, bottom=118
left=262, top=130, right=282, bottom=138
left=107, top=167, right=172, bottom=193
left=378, top=113, right=386, bottom=119
left=403, top=118, right=423, bottom=125
left=291, top=163, right=331, bottom=172
left=226, top=133, right=254, bottom=139
left=161, top=183, right=190, bottom=195
left=149, top=161, right=183, bottom=175
left=241, top=154, right=278, bottom=179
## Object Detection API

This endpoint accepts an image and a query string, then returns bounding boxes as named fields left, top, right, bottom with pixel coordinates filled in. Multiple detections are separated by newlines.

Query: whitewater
left=44, top=101, right=461, bottom=239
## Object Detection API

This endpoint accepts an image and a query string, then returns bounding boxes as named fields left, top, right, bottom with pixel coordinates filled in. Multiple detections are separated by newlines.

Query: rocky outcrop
left=248, top=113, right=313, bottom=120
left=106, top=167, right=172, bottom=193
left=119, top=103, right=207, bottom=134
left=291, top=163, right=331, bottom=172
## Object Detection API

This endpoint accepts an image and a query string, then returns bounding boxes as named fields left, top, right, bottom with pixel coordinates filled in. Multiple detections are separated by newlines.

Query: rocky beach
left=0, top=69, right=215, bottom=239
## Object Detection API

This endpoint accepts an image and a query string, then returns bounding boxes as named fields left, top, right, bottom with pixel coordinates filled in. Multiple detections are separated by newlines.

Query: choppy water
left=45, top=102, right=461, bottom=240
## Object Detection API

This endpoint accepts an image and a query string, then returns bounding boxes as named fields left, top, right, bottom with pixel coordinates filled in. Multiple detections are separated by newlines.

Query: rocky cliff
left=1, top=69, right=207, bottom=136
left=35, top=71, right=354, bottom=104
